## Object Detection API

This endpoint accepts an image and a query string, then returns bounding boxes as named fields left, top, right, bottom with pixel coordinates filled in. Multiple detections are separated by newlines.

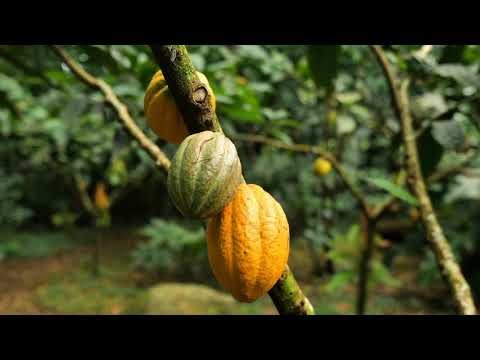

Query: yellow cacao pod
left=144, top=70, right=216, bottom=144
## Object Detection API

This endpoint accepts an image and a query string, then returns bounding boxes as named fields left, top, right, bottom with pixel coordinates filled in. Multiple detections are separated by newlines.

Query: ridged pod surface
left=144, top=70, right=216, bottom=144
left=167, top=131, right=242, bottom=219
left=207, top=184, right=290, bottom=303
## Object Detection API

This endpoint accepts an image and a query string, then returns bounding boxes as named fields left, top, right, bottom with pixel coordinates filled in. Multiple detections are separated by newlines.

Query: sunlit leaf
left=362, top=176, right=420, bottom=206
left=431, top=119, right=466, bottom=151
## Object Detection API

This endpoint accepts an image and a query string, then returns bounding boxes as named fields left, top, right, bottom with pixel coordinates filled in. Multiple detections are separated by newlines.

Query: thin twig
left=72, top=173, right=98, bottom=218
left=50, top=45, right=171, bottom=172
left=427, top=155, right=477, bottom=183
left=369, top=45, right=403, bottom=122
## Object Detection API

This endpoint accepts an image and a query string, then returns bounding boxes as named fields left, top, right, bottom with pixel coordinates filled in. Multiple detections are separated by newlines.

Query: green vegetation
left=1, top=45, right=480, bottom=314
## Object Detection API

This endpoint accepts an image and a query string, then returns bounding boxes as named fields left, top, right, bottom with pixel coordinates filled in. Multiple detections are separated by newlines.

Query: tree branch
left=149, top=45, right=222, bottom=134
left=398, top=79, right=476, bottom=314
left=232, top=133, right=372, bottom=218
left=148, top=45, right=314, bottom=315
left=427, top=155, right=477, bottom=184
left=268, top=266, right=315, bottom=315
left=50, top=45, right=171, bottom=172
left=371, top=44, right=476, bottom=314
left=369, top=45, right=403, bottom=122
left=72, top=173, right=98, bottom=219
left=356, top=214, right=376, bottom=315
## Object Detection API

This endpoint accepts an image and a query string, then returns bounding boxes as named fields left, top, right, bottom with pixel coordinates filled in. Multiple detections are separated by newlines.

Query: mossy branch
left=149, top=45, right=314, bottom=316
left=268, top=266, right=315, bottom=315
left=398, top=80, right=476, bottom=315
left=149, top=45, right=222, bottom=134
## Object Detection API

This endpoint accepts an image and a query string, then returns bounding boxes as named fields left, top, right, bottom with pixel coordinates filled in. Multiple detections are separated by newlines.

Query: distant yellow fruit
left=144, top=70, right=216, bottom=144
left=313, top=158, right=332, bottom=177
left=236, top=76, right=248, bottom=85
left=409, top=207, right=420, bottom=222
left=94, top=182, right=110, bottom=211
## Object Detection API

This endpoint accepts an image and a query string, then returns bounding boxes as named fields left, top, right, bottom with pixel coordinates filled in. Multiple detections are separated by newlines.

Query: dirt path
left=0, top=248, right=88, bottom=314
left=0, top=230, right=140, bottom=315
left=0, top=231, right=451, bottom=315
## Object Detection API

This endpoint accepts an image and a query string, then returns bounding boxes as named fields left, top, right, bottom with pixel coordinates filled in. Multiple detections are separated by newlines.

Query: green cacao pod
left=167, top=131, right=243, bottom=219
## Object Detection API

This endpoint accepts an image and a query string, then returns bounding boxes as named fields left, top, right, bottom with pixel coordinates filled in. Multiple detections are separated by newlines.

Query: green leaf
left=432, top=64, right=480, bottom=88
left=417, top=127, right=444, bottom=178
left=336, top=114, right=356, bottom=135
left=336, top=91, right=362, bottom=105
left=411, top=92, right=448, bottom=119
left=440, top=45, right=466, bottom=64
left=431, top=119, right=466, bottom=151
left=268, top=127, right=293, bottom=145
left=306, top=45, right=341, bottom=94
left=362, top=176, right=420, bottom=206
left=272, top=119, right=302, bottom=128
left=78, top=45, right=120, bottom=71
left=219, top=83, right=264, bottom=124
left=371, top=260, right=401, bottom=288
left=325, top=271, right=354, bottom=293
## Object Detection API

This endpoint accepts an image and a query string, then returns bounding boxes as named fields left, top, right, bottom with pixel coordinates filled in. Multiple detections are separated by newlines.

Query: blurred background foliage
left=1, top=45, right=480, bottom=314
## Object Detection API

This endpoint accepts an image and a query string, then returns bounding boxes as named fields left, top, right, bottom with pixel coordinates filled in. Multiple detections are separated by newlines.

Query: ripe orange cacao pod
left=144, top=70, right=216, bottom=144
left=207, top=184, right=290, bottom=303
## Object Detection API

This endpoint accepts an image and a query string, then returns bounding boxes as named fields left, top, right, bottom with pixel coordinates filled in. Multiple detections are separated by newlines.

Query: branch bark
left=149, top=45, right=314, bottom=315
left=149, top=45, right=222, bottom=134
left=370, top=45, right=403, bottom=122
left=269, top=266, right=314, bottom=315
left=371, top=45, right=476, bottom=315
left=398, top=80, right=476, bottom=314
